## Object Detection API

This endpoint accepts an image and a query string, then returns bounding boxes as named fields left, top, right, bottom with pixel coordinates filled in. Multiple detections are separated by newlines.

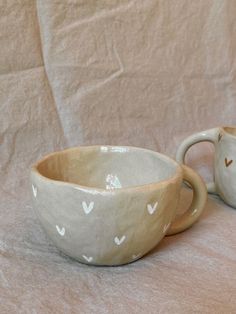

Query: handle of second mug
left=176, top=128, right=219, bottom=194
left=167, top=165, right=207, bottom=235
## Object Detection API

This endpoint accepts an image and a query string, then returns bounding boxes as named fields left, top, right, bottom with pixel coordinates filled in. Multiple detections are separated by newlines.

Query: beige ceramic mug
left=31, top=146, right=207, bottom=266
left=176, top=126, right=236, bottom=208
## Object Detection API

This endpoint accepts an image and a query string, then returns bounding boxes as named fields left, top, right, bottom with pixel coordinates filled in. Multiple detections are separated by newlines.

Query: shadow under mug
left=176, top=126, right=236, bottom=208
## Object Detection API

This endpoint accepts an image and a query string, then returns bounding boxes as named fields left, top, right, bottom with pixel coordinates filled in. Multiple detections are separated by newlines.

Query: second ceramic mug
left=176, top=126, right=236, bottom=208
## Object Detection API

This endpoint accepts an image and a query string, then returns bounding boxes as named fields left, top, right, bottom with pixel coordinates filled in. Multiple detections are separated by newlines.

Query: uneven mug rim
left=31, top=145, right=183, bottom=194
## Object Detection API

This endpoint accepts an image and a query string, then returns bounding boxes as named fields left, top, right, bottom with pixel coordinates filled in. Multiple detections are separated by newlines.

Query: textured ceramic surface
left=176, top=126, right=236, bottom=208
left=31, top=146, right=207, bottom=266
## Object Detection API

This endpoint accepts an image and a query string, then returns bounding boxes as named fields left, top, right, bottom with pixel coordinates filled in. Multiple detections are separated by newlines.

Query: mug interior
left=36, top=146, right=179, bottom=189
left=223, top=126, right=236, bottom=136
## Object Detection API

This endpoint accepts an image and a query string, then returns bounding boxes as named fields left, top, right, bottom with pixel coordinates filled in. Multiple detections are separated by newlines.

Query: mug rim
left=31, top=145, right=182, bottom=194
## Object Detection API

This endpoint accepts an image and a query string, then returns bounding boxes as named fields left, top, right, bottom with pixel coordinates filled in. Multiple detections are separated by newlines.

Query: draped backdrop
left=0, top=1, right=236, bottom=313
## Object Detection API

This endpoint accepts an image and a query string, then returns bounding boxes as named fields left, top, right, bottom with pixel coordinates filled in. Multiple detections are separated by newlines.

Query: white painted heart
left=132, top=253, right=141, bottom=260
left=147, top=202, right=158, bottom=215
left=114, top=235, right=126, bottom=245
left=32, top=184, right=37, bottom=198
left=56, top=225, right=65, bottom=236
left=82, top=201, right=94, bottom=214
left=163, top=222, right=171, bottom=234
left=82, top=255, right=93, bottom=263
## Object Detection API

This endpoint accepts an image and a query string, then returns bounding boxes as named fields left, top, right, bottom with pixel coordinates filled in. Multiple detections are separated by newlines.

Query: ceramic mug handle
left=167, top=165, right=207, bottom=235
left=176, top=128, right=219, bottom=194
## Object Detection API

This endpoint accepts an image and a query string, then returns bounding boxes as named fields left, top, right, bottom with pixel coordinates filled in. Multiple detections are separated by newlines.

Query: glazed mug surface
left=176, top=126, right=236, bottom=208
left=31, top=145, right=207, bottom=266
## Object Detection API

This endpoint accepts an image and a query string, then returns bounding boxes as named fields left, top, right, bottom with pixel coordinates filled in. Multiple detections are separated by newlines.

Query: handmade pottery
left=31, top=145, right=207, bottom=266
left=176, top=126, right=236, bottom=208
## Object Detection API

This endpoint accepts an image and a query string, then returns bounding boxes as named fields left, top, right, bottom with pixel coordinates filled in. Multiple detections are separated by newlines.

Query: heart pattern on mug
left=52, top=200, right=174, bottom=262
left=114, top=235, right=126, bottom=245
left=147, top=202, right=158, bottom=215
left=32, top=184, right=37, bottom=198
left=225, top=158, right=233, bottom=167
left=82, top=255, right=93, bottom=263
left=82, top=201, right=94, bottom=214
left=56, top=225, right=65, bottom=236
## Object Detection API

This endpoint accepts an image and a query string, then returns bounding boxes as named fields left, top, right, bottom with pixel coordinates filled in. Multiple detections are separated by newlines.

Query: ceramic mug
left=176, top=126, right=236, bottom=208
left=31, top=145, right=207, bottom=266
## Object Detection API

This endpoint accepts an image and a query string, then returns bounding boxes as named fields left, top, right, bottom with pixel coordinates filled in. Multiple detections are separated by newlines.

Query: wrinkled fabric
left=0, top=1, right=236, bottom=313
